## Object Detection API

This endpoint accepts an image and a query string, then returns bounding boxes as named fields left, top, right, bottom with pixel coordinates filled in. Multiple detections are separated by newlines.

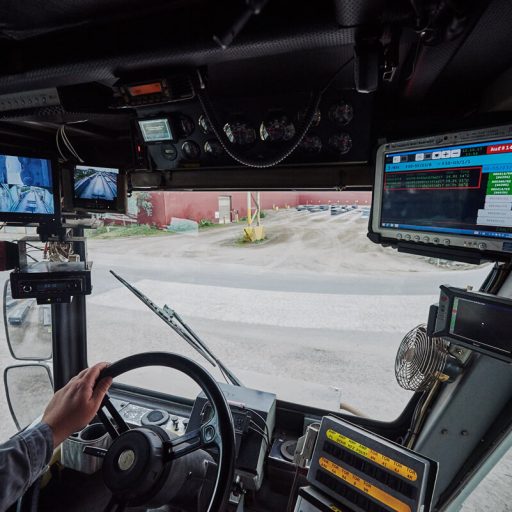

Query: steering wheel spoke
left=97, top=394, right=130, bottom=439
left=164, top=429, right=203, bottom=461
left=164, top=416, right=220, bottom=461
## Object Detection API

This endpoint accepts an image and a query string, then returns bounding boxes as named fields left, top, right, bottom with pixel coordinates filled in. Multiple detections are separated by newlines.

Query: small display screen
left=36, top=282, right=70, bottom=291
left=138, top=119, right=173, bottom=142
left=128, top=82, right=162, bottom=96
left=74, top=165, right=119, bottom=202
left=380, top=138, right=512, bottom=239
left=0, top=154, right=55, bottom=215
left=450, top=297, right=512, bottom=354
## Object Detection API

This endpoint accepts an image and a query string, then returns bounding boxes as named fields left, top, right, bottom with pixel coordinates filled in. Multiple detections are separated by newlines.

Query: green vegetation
left=198, top=219, right=235, bottom=229
left=198, top=219, right=215, bottom=228
left=86, top=224, right=170, bottom=239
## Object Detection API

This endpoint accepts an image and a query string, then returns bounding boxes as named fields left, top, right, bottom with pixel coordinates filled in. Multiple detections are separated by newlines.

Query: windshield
left=85, top=191, right=490, bottom=420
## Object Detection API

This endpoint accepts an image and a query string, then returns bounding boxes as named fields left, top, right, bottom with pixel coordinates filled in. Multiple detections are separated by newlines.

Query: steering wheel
left=93, top=352, right=236, bottom=512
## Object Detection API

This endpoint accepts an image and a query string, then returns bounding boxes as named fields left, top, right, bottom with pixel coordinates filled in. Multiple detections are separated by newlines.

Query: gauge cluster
left=135, top=90, right=372, bottom=171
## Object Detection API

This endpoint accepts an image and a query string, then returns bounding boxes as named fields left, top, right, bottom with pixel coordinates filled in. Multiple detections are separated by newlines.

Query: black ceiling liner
left=0, top=0, right=190, bottom=39
left=0, top=0, right=366, bottom=94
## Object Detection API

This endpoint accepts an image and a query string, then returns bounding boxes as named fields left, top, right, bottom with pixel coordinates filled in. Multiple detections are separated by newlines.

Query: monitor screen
left=371, top=127, right=512, bottom=255
left=450, top=297, right=511, bottom=354
left=73, top=165, right=123, bottom=211
left=0, top=154, right=56, bottom=217
left=138, top=118, right=173, bottom=142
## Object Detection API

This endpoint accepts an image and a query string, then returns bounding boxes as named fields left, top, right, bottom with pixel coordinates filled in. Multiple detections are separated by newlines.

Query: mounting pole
left=243, top=192, right=265, bottom=242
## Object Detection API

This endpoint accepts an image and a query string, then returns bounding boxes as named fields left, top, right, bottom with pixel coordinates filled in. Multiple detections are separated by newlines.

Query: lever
left=83, top=446, right=108, bottom=458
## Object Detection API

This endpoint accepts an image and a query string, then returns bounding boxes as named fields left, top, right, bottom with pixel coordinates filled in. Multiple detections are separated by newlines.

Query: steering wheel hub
left=117, top=450, right=135, bottom=471
left=102, top=427, right=171, bottom=503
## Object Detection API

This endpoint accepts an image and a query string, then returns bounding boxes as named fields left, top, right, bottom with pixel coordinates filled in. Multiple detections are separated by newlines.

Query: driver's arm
left=0, top=363, right=112, bottom=511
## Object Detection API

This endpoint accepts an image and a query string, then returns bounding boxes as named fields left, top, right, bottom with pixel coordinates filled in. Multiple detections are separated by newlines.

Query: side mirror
left=4, top=280, right=52, bottom=360
left=4, top=364, right=54, bottom=430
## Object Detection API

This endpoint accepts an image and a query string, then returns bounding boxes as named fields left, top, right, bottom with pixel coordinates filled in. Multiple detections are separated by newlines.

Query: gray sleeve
left=0, top=422, right=54, bottom=512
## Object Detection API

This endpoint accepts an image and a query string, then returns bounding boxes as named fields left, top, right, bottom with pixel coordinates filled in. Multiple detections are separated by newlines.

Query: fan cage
left=395, top=324, right=449, bottom=392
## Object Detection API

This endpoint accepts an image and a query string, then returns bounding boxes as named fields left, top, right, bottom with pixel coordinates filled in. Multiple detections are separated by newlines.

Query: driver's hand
left=42, top=362, right=113, bottom=447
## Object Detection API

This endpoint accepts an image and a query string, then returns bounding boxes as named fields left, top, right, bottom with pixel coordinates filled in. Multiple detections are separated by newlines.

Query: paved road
left=90, top=255, right=491, bottom=296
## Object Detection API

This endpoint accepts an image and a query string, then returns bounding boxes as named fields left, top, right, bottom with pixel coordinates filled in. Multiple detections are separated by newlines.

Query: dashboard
left=132, top=89, right=373, bottom=171
left=65, top=383, right=279, bottom=495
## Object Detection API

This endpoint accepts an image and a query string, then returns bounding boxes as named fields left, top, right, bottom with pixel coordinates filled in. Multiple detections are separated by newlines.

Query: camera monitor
left=0, top=153, right=58, bottom=223
left=370, top=125, right=512, bottom=257
left=73, top=165, right=126, bottom=212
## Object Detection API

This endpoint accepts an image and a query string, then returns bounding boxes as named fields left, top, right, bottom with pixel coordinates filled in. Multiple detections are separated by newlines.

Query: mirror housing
left=4, top=280, right=52, bottom=360
left=4, top=363, right=54, bottom=430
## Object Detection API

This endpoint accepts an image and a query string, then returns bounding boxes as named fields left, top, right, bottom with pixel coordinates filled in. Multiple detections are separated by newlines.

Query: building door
left=218, top=195, right=232, bottom=224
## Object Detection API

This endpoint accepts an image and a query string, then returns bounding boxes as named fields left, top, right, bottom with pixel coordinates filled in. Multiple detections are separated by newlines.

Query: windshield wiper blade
left=110, top=270, right=242, bottom=387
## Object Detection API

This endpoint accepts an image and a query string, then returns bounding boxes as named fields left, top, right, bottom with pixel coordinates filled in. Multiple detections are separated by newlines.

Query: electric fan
left=395, top=324, right=462, bottom=392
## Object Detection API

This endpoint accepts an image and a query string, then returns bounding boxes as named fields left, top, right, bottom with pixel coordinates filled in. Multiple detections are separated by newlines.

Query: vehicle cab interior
left=0, top=1, right=512, bottom=511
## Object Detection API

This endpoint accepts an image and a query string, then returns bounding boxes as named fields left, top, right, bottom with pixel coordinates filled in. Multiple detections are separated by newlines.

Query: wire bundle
left=55, top=124, right=85, bottom=163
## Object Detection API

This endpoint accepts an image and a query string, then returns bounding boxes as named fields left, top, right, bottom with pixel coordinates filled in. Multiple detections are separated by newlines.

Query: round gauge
left=223, top=122, right=256, bottom=145
left=299, top=135, right=323, bottom=153
left=260, top=115, right=296, bottom=142
left=328, top=101, right=354, bottom=126
left=204, top=139, right=223, bottom=157
left=200, top=402, right=214, bottom=424
left=297, top=109, right=321, bottom=128
left=181, top=140, right=201, bottom=160
left=177, top=114, right=195, bottom=137
left=198, top=114, right=212, bottom=134
left=328, top=133, right=352, bottom=155
left=161, top=143, right=177, bottom=161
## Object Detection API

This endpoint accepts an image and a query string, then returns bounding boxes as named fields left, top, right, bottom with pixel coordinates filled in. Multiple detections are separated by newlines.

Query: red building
left=136, top=191, right=371, bottom=228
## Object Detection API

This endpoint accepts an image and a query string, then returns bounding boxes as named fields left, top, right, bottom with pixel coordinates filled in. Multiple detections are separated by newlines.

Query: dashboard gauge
left=260, top=115, right=296, bottom=142
left=181, top=140, right=201, bottom=160
left=297, top=109, right=321, bottom=127
left=328, top=101, right=354, bottom=126
left=299, top=135, right=323, bottom=153
left=198, top=114, right=212, bottom=134
left=204, top=139, right=224, bottom=157
left=328, top=133, right=352, bottom=155
left=177, top=114, right=195, bottom=137
left=161, top=143, right=177, bottom=161
left=223, top=122, right=256, bottom=145
left=200, top=402, right=214, bottom=424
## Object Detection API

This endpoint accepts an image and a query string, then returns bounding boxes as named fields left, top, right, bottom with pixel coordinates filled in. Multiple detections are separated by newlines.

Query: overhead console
left=122, top=76, right=372, bottom=172
left=369, top=124, right=512, bottom=263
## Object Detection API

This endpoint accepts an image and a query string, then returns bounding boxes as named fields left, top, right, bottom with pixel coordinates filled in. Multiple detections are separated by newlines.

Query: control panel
left=187, top=382, right=276, bottom=491
left=308, top=416, right=437, bottom=512
left=110, top=398, right=189, bottom=437
left=112, top=75, right=194, bottom=109
left=10, top=261, right=92, bottom=304
left=134, top=90, right=372, bottom=170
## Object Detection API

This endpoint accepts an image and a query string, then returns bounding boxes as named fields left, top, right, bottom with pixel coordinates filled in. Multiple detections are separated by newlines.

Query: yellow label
left=319, top=457, right=412, bottom=512
left=326, top=429, right=418, bottom=482
left=330, top=506, right=343, bottom=512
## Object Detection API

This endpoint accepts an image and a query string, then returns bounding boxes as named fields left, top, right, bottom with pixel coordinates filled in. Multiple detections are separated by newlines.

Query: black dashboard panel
left=134, top=90, right=373, bottom=171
